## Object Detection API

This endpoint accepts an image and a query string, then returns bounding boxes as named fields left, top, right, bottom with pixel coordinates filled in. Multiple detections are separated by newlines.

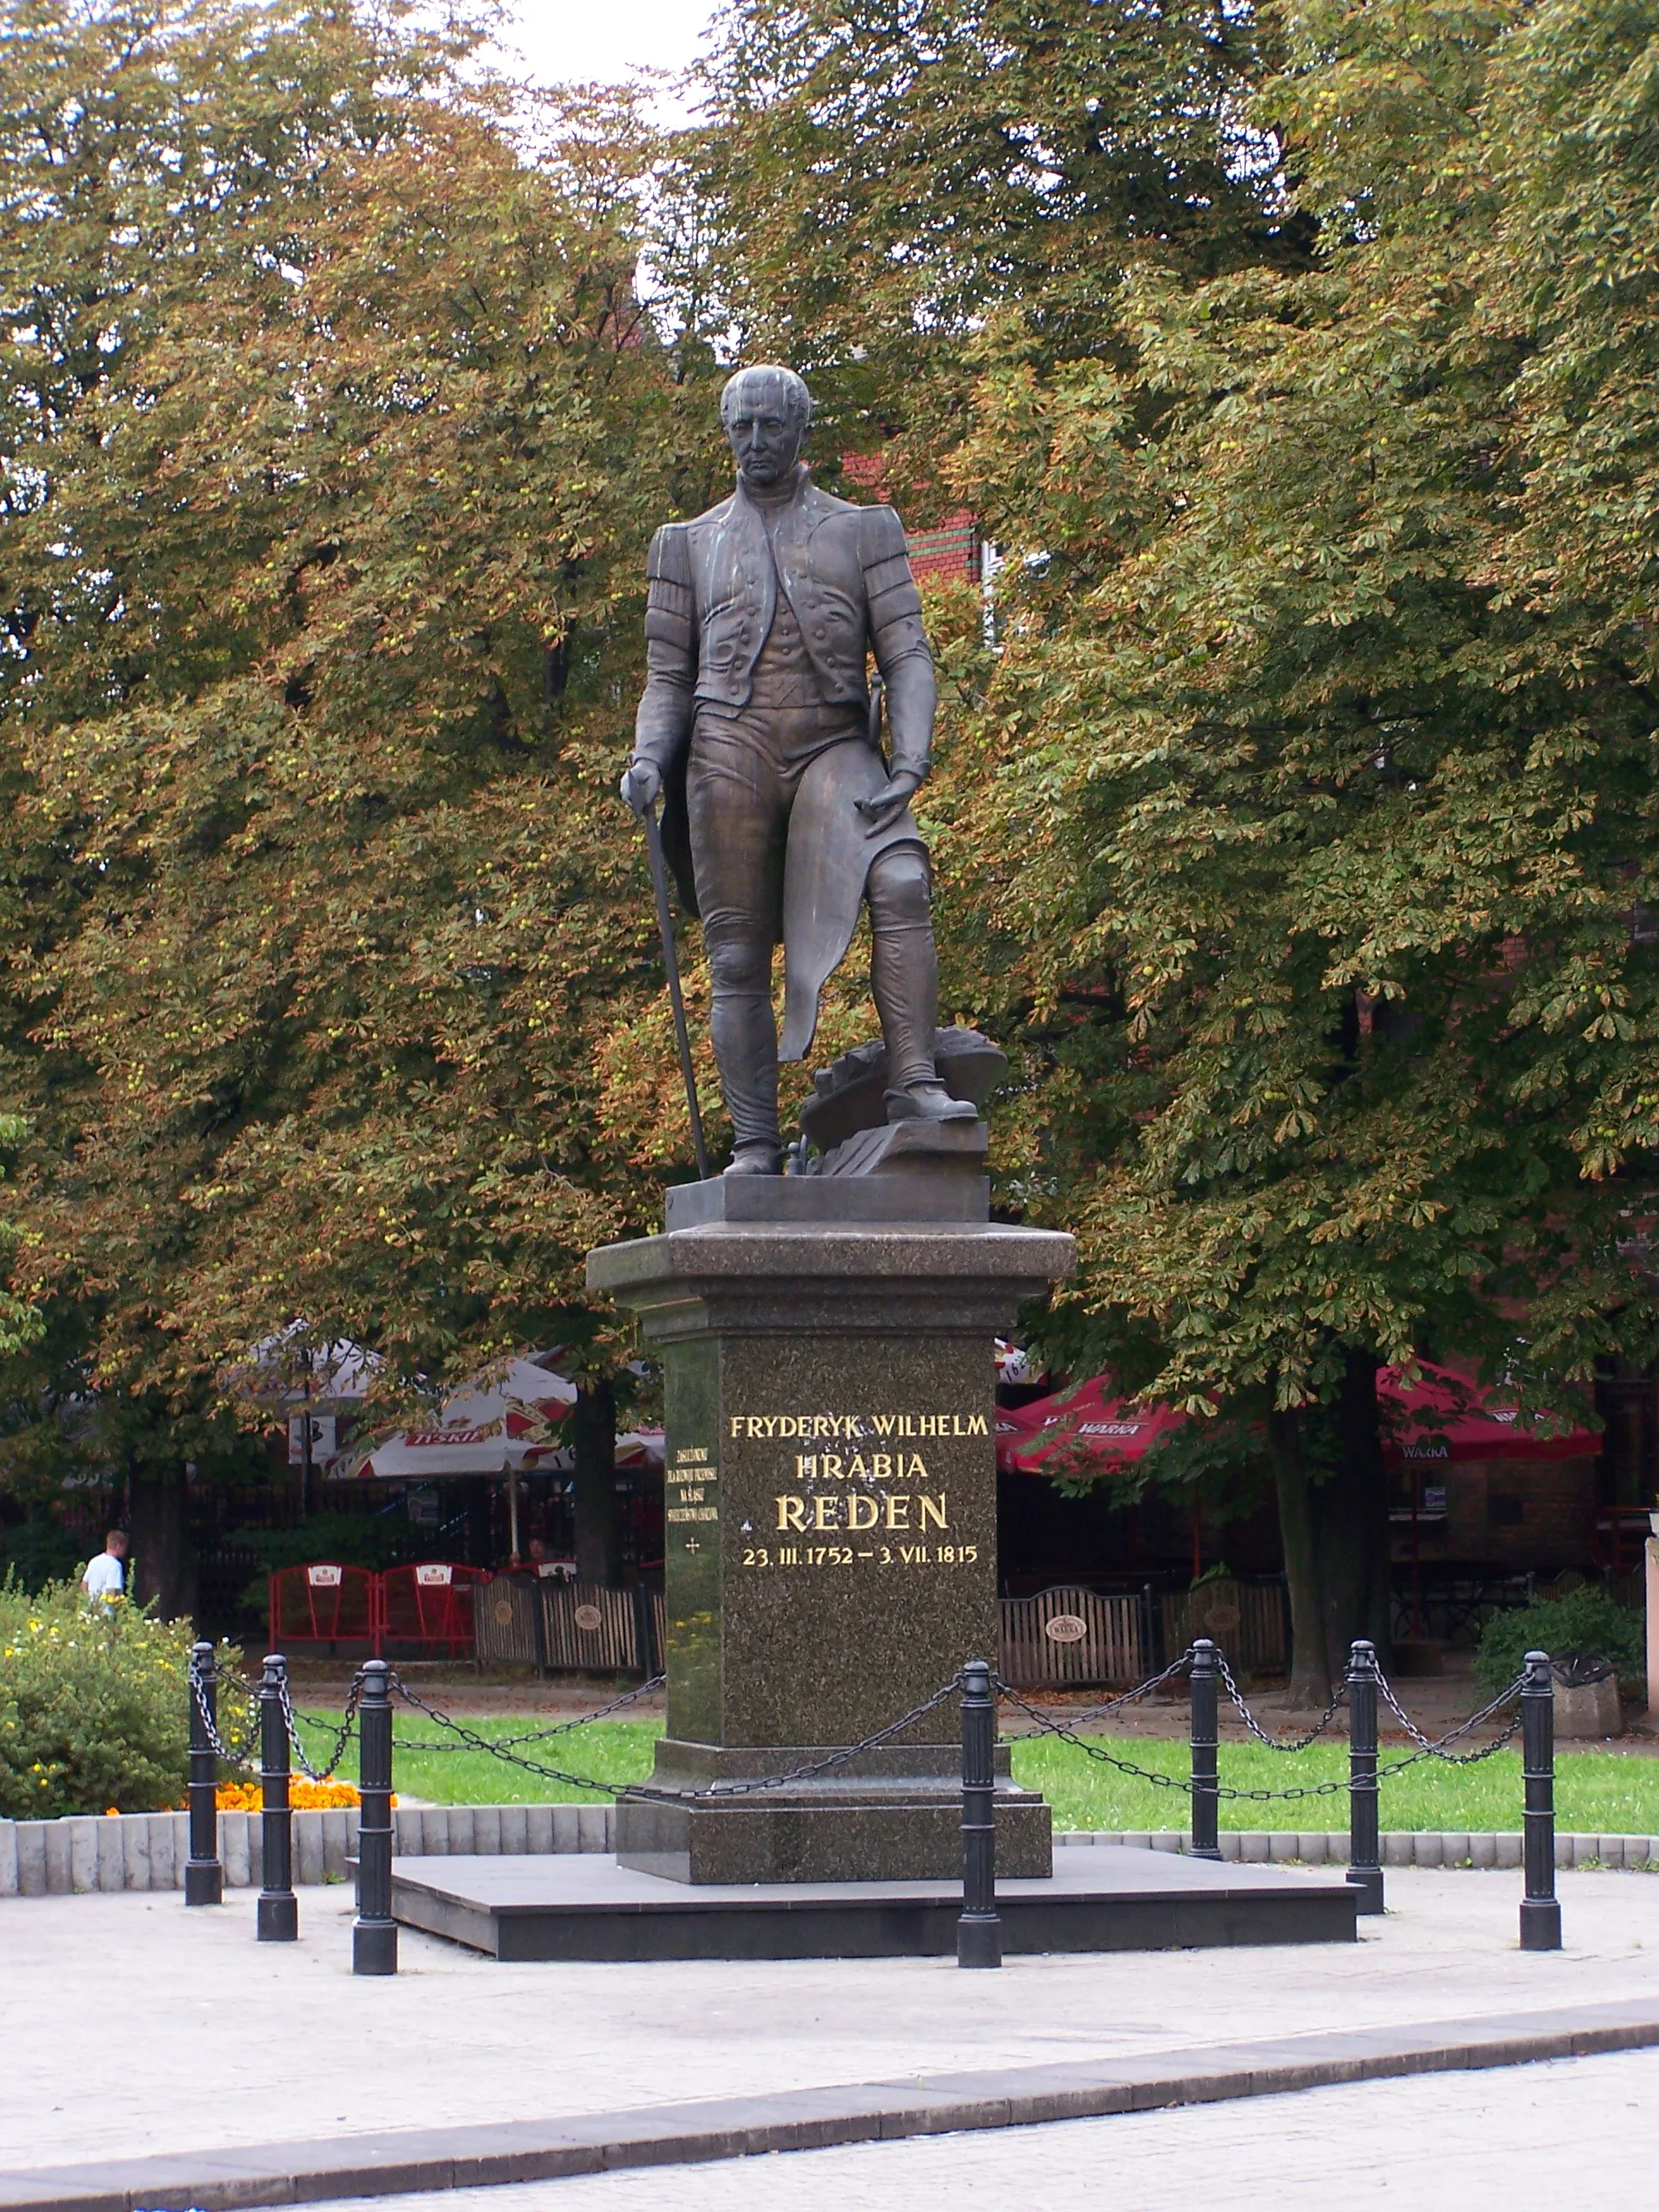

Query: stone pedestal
left=586, top=1204, right=1073, bottom=1884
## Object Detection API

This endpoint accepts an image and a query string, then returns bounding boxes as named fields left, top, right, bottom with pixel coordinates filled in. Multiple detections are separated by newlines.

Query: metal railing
left=185, top=1635, right=1561, bottom=1970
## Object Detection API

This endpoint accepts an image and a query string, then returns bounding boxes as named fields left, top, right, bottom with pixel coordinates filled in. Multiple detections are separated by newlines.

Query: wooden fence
left=998, top=1586, right=1151, bottom=1688
left=472, top=1574, right=665, bottom=1675
left=998, top=1577, right=1290, bottom=1687
left=541, top=1581, right=647, bottom=1672
left=1160, top=1577, right=1288, bottom=1676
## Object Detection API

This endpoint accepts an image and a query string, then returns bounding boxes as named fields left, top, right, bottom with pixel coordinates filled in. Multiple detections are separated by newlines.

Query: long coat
left=632, top=469, right=937, bottom=1062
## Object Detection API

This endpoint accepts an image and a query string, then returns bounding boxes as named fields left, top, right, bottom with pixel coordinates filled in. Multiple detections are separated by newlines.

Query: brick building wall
left=1392, top=1455, right=1600, bottom=1571
left=840, top=453, right=981, bottom=583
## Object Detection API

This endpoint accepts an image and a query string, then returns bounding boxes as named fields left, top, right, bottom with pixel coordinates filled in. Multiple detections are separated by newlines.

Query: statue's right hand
left=620, top=758, right=661, bottom=815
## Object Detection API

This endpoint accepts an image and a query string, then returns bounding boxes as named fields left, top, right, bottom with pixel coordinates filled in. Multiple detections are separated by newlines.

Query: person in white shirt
left=81, top=1531, right=128, bottom=1602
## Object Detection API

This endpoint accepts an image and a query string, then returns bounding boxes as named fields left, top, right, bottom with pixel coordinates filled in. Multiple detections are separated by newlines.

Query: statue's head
left=720, top=364, right=812, bottom=490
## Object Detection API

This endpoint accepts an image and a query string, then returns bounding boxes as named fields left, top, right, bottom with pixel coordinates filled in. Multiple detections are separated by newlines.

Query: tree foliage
left=682, top=0, right=1297, bottom=499
left=962, top=0, right=1659, bottom=1389
left=690, top=0, right=1659, bottom=1684
left=0, top=0, right=727, bottom=1506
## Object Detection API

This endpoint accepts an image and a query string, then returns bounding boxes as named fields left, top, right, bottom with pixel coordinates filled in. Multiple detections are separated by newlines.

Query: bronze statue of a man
left=623, top=364, right=974, bottom=1175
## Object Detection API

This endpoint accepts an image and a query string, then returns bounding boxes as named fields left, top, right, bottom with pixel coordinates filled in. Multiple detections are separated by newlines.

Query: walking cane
left=631, top=774, right=711, bottom=1182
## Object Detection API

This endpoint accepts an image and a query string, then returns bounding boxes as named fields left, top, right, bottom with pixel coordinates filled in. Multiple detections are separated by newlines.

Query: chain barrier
left=187, top=1657, right=259, bottom=1773
left=1376, top=1679, right=1528, bottom=1769
left=1216, top=1651, right=1347, bottom=1753
left=1001, top=1649, right=1196, bottom=1731
left=1372, top=1662, right=1524, bottom=1759
left=994, top=1670, right=1528, bottom=1803
left=388, top=1672, right=963, bottom=1802
left=193, top=1644, right=1528, bottom=1814
left=281, top=1674, right=364, bottom=1783
left=388, top=1674, right=667, bottom=1755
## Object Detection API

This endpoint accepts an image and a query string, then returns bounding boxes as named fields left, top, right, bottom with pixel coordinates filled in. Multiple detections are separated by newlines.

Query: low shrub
left=0, top=1576, right=246, bottom=1818
left=1475, top=1585, right=1644, bottom=1698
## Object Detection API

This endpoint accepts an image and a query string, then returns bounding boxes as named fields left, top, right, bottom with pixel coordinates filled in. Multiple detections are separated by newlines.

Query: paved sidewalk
left=4, top=1868, right=1656, bottom=2179
left=283, top=2049, right=1659, bottom=2212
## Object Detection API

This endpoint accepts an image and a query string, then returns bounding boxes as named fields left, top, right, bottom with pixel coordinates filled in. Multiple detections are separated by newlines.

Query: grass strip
left=1010, top=1732, right=1659, bottom=1835
left=289, top=1712, right=1659, bottom=1832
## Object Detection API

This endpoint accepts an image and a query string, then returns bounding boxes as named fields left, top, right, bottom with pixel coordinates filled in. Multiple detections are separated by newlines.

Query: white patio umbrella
left=340, top=1354, right=579, bottom=1557
left=341, top=1354, right=665, bottom=1558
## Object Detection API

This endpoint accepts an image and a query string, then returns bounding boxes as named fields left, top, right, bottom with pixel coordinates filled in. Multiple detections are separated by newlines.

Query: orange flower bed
left=213, top=1779, right=388, bottom=1811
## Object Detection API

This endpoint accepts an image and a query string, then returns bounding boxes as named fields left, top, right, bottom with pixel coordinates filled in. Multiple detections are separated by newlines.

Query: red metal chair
left=267, top=1563, right=378, bottom=1656
left=377, top=1562, right=483, bottom=1659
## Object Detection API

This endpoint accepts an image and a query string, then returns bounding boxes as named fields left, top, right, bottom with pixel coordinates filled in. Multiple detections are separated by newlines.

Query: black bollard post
left=1520, top=1650, right=1562, bottom=1951
left=957, top=1658, right=1002, bottom=1969
left=354, top=1659, right=398, bottom=1975
left=1346, top=1638, right=1384, bottom=1915
left=257, top=1654, right=299, bottom=1942
left=185, top=1640, right=223, bottom=1907
left=1188, top=1639, right=1221, bottom=1861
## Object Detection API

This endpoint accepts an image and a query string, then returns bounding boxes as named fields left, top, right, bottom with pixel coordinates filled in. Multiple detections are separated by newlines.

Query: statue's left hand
left=855, top=770, right=921, bottom=836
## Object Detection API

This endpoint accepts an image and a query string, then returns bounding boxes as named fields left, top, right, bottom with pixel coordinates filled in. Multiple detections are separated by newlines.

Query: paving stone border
left=1058, top=1830, right=1659, bottom=1870
left=4, top=1808, right=1653, bottom=1896
left=0, top=1805, right=617, bottom=1896
left=3, top=1999, right=1656, bottom=2212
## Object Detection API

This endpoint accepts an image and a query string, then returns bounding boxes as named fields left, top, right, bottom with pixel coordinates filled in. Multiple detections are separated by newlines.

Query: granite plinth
left=390, top=1848, right=1362, bottom=1961
left=586, top=1219, right=1073, bottom=1884
left=665, top=1164, right=988, bottom=1229
left=617, top=1744, right=1050, bottom=1883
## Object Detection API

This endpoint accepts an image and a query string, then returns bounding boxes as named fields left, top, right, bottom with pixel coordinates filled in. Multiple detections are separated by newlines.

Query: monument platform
left=587, top=1212, right=1074, bottom=1885
left=390, top=1849, right=1361, bottom=1962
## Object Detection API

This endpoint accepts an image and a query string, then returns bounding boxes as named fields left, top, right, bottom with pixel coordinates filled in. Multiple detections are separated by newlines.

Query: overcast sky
left=496, top=0, right=719, bottom=92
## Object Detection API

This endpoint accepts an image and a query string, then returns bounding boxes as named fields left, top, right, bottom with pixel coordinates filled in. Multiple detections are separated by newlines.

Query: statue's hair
left=720, top=363, right=813, bottom=429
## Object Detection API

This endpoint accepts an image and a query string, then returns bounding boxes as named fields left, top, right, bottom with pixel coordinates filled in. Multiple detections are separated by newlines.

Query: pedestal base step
left=616, top=1787, right=1052, bottom=1885
left=391, top=1849, right=1360, bottom=1963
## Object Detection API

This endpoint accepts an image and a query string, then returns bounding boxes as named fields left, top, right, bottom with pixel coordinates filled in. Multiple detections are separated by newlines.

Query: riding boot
left=869, top=902, right=976, bottom=1124
left=709, top=984, right=782, bottom=1173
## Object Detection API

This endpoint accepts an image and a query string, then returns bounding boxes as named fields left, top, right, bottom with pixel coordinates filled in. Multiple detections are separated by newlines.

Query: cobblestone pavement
left=296, top=2052, right=1659, bottom=2212
left=290, top=2048, right=1659, bottom=2212
left=4, top=1869, right=1656, bottom=2171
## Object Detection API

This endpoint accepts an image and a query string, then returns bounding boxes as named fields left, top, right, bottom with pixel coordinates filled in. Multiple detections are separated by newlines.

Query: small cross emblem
left=683, top=1538, right=702, bottom=1554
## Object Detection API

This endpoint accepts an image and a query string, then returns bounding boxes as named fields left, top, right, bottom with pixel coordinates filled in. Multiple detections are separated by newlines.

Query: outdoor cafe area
left=257, top=1350, right=666, bottom=1671
left=236, top=1343, right=1639, bottom=1689
left=991, top=1358, right=1636, bottom=1686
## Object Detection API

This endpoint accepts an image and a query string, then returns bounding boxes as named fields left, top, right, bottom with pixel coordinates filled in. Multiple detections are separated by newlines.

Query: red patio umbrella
left=1000, top=1359, right=1597, bottom=1478
left=1377, top=1364, right=1598, bottom=1465
left=998, top=1374, right=1187, bottom=1477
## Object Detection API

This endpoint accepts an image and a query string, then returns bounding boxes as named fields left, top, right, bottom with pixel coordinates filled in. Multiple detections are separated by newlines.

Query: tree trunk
left=571, top=1380, right=621, bottom=1587
left=1312, top=1350, right=1393, bottom=1679
left=1267, top=1403, right=1331, bottom=1705
left=129, top=1470, right=198, bottom=1622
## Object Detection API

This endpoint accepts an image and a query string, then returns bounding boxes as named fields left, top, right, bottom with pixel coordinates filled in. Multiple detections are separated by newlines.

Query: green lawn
left=290, top=1712, right=660, bottom=1806
left=1009, top=1732, right=1659, bottom=1836
left=289, top=1709, right=1659, bottom=1833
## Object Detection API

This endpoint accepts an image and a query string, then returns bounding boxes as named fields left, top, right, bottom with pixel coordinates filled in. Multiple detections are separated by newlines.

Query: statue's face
left=724, top=374, right=807, bottom=489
